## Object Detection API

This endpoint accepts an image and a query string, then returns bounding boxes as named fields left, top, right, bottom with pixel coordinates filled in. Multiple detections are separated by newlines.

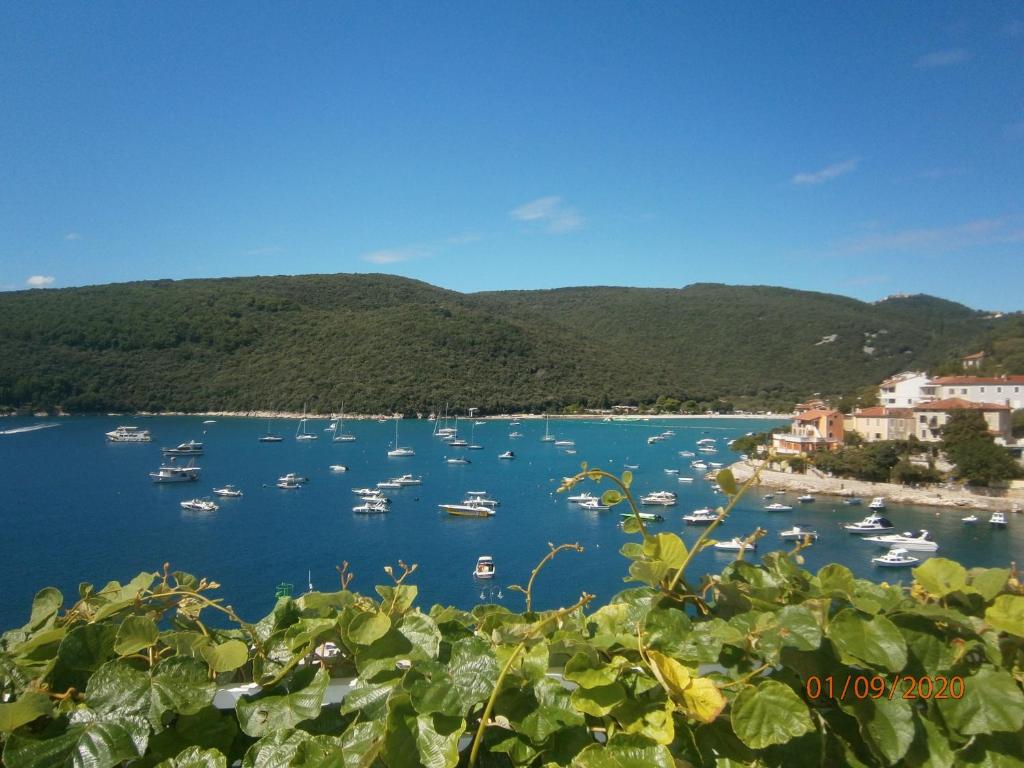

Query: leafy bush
left=1, top=467, right=1022, bottom=767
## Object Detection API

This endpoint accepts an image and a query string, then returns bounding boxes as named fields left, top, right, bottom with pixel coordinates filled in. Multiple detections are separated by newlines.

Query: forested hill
left=0, top=274, right=1018, bottom=414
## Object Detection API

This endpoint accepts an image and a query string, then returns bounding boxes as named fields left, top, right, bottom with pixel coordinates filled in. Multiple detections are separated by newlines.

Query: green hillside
left=0, top=274, right=1017, bottom=414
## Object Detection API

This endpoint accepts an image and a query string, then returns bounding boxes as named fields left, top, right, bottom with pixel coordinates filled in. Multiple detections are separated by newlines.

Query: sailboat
left=448, top=415, right=468, bottom=447
left=333, top=403, right=356, bottom=442
left=467, top=420, right=483, bottom=450
left=540, top=414, right=555, bottom=443
left=295, top=404, right=318, bottom=441
left=259, top=409, right=284, bottom=443
left=387, top=416, right=415, bottom=457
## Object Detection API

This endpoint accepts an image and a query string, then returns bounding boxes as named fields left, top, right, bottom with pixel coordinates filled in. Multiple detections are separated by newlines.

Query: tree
left=943, top=409, right=1023, bottom=486
left=1013, top=408, right=1024, bottom=439
left=941, top=409, right=990, bottom=448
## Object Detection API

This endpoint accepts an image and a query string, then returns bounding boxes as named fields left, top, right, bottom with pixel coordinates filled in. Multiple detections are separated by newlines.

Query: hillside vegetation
left=0, top=274, right=1018, bottom=414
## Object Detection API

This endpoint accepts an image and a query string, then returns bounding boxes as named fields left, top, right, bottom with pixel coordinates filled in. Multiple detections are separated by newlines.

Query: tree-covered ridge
left=0, top=274, right=1017, bottom=414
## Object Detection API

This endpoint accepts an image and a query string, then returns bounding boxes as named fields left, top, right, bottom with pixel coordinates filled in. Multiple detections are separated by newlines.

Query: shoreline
left=728, top=459, right=1024, bottom=513
left=6, top=411, right=793, bottom=422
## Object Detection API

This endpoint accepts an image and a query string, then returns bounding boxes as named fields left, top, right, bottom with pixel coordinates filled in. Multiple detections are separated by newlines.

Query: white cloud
left=510, top=196, right=584, bottom=233
left=914, top=48, right=971, bottom=69
left=26, top=275, right=55, bottom=288
left=64, top=232, right=81, bottom=241
left=837, top=216, right=1024, bottom=254
left=791, top=159, right=858, bottom=186
left=361, top=247, right=429, bottom=265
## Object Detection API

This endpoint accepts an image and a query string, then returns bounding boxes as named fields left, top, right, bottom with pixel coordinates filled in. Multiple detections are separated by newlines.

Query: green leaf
left=985, top=595, right=1024, bottom=636
left=520, top=678, right=586, bottom=742
left=839, top=695, right=915, bottom=766
left=730, top=680, right=813, bottom=749
left=50, top=623, right=118, bottom=692
left=564, top=652, right=625, bottom=688
left=375, top=584, right=418, bottom=615
left=936, top=667, right=1024, bottom=736
left=347, top=611, right=392, bottom=646
left=716, top=468, right=738, bottom=496
left=620, top=470, right=633, bottom=488
left=817, top=564, right=856, bottom=595
left=620, top=516, right=642, bottom=534
left=913, top=558, right=968, bottom=598
left=3, top=719, right=141, bottom=768
left=114, top=616, right=159, bottom=656
left=340, top=677, right=397, bottom=719
left=26, top=587, right=63, bottom=631
left=397, top=612, right=441, bottom=659
left=0, top=692, right=53, bottom=733
left=87, top=656, right=215, bottom=730
left=572, top=734, right=675, bottom=767
left=968, top=567, right=1010, bottom=601
left=645, top=649, right=691, bottom=700
left=201, top=639, right=249, bottom=674
left=339, top=721, right=385, bottom=768
left=768, top=605, right=823, bottom=652
left=826, top=608, right=907, bottom=673
left=609, top=699, right=674, bottom=745
left=236, top=667, right=330, bottom=737
left=571, top=682, right=626, bottom=716
left=681, top=677, right=726, bottom=724
left=240, top=729, right=310, bottom=768
left=641, top=532, right=687, bottom=569
left=601, top=489, right=624, bottom=507
left=447, top=636, right=499, bottom=708
left=415, top=713, right=463, bottom=768
left=154, top=746, right=228, bottom=768
left=626, top=559, right=668, bottom=587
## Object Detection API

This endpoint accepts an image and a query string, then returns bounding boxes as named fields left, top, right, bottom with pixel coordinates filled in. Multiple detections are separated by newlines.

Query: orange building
left=772, top=409, right=845, bottom=454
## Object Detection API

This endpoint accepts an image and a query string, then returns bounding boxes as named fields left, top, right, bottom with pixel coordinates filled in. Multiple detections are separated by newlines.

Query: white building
left=877, top=372, right=936, bottom=408
left=930, top=376, right=1024, bottom=412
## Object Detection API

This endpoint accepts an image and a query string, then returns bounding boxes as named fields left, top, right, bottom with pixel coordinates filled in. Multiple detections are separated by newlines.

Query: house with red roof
left=911, top=398, right=1011, bottom=442
left=772, top=409, right=845, bottom=455
left=851, top=406, right=915, bottom=442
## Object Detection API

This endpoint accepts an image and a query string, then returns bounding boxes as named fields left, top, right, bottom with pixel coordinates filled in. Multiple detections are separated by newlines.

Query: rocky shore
left=729, top=459, right=1024, bottom=513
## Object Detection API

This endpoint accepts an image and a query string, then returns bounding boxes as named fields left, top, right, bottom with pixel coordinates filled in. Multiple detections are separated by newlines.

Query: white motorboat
left=580, top=500, right=611, bottom=511
left=677, top=477, right=694, bottom=484
left=509, top=432, right=523, bottom=438
left=358, top=494, right=389, bottom=505
left=691, top=461, right=709, bottom=471
left=377, top=481, right=402, bottom=489
left=714, top=537, right=755, bottom=552
left=990, top=512, right=1007, bottom=527
left=352, top=487, right=377, bottom=496
left=445, top=456, right=470, bottom=464
left=647, top=436, right=665, bottom=444
left=387, top=417, right=415, bottom=456
left=872, top=547, right=919, bottom=567
left=780, top=526, right=818, bottom=541
left=149, top=464, right=201, bottom=483
left=202, top=420, right=216, bottom=424
left=798, top=494, right=815, bottom=503
left=212, top=485, right=243, bottom=497
left=276, top=481, right=301, bottom=490
left=683, top=508, right=718, bottom=525
left=353, top=501, right=388, bottom=514
left=554, top=440, right=575, bottom=447
left=844, top=514, right=895, bottom=534
left=329, top=464, right=349, bottom=472
left=864, top=529, right=938, bottom=551
left=106, top=425, right=152, bottom=442
left=697, top=446, right=718, bottom=454
left=868, top=497, right=886, bottom=510
left=162, top=440, right=205, bottom=456
left=620, top=510, right=663, bottom=521
left=696, top=438, right=716, bottom=445
left=465, top=491, right=499, bottom=506
left=392, top=474, right=422, bottom=485
left=180, top=499, right=218, bottom=512
left=499, top=450, right=515, bottom=459
left=474, top=420, right=487, bottom=426
left=664, top=468, right=680, bottom=475
left=567, top=491, right=597, bottom=504
left=709, top=462, right=724, bottom=468
left=678, top=451, right=695, bottom=458
left=844, top=497, right=863, bottom=506
left=962, top=515, right=978, bottom=524
left=278, top=473, right=308, bottom=484
left=474, top=556, right=496, bottom=579
left=640, top=493, right=677, bottom=506
left=624, top=463, right=639, bottom=470
left=447, top=438, right=469, bottom=447
left=764, top=503, right=793, bottom=512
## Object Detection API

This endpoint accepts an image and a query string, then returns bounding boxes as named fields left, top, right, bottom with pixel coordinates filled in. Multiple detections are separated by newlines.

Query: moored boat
left=864, top=529, right=938, bottom=551
left=798, top=494, right=815, bottom=503
left=619, top=510, right=663, bottom=521
left=868, top=497, right=886, bottom=510
left=764, top=503, right=793, bottom=512
left=990, top=512, right=1007, bottom=527
left=212, top=485, right=243, bottom=497
left=682, top=508, right=717, bottom=525
left=779, top=526, right=817, bottom=541
left=844, top=514, right=895, bottom=534
left=440, top=503, right=494, bottom=517
left=499, top=450, right=515, bottom=459
left=871, top=547, right=919, bottom=567
left=106, top=425, right=152, bottom=442
left=713, top=537, right=755, bottom=552
left=180, top=498, right=218, bottom=512
left=474, top=556, right=496, bottom=578
left=150, top=464, right=200, bottom=483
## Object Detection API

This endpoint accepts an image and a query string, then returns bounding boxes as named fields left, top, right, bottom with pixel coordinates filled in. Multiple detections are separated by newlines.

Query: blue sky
left=2, top=2, right=1022, bottom=309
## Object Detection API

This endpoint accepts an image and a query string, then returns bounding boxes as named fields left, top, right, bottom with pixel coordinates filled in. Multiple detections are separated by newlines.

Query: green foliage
left=943, top=409, right=1024, bottom=486
left=812, top=441, right=906, bottom=482
left=0, top=276, right=1017, bottom=413
left=2, top=470, right=1023, bottom=766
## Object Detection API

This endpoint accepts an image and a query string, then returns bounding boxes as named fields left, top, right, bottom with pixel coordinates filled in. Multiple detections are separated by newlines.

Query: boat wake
left=0, top=423, right=60, bottom=435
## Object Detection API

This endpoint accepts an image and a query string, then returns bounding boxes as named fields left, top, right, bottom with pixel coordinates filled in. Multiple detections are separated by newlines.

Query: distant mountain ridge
left=0, top=274, right=1019, bottom=414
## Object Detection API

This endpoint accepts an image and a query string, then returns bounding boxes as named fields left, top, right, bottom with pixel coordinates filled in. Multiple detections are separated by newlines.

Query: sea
left=0, top=415, right=1020, bottom=631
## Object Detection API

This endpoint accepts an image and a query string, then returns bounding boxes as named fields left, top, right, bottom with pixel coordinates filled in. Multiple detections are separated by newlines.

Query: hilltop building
left=961, top=351, right=986, bottom=370
left=876, top=372, right=1024, bottom=412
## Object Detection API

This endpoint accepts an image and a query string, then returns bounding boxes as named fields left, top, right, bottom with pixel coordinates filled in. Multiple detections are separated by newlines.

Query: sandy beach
left=729, top=459, right=1024, bottom=513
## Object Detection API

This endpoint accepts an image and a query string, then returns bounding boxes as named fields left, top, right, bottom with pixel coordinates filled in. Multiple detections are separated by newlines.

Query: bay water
left=0, top=415, right=1020, bottom=630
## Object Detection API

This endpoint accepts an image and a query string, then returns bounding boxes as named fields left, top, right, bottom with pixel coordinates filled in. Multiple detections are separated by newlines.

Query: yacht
left=499, top=450, right=515, bottom=459
left=329, top=464, right=349, bottom=472
left=844, top=514, right=895, bottom=534
left=387, top=417, right=415, bottom=457
left=445, top=456, right=471, bottom=464
left=439, top=503, right=495, bottom=517
left=779, top=526, right=818, bottom=541
left=212, top=485, right=243, bottom=497
left=377, top=480, right=402, bottom=489
left=868, top=497, right=887, bottom=510
left=664, top=468, right=680, bottom=475
left=640, top=492, right=677, bottom=506
left=508, top=431, right=523, bottom=438
left=864, top=530, right=938, bottom=551
left=962, top=515, right=978, bottom=524
left=619, top=510, right=663, bottom=521
left=540, top=415, right=556, bottom=443
left=554, top=440, right=575, bottom=447
left=661, top=430, right=676, bottom=437
left=473, top=556, right=496, bottom=579
left=351, top=487, right=378, bottom=496
left=691, top=461, right=709, bottom=471
left=259, top=416, right=284, bottom=443
left=106, top=425, right=152, bottom=442
left=180, top=499, right=218, bottom=512
left=465, top=491, right=499, bottom=507
left=683, top=508, right=718, bottom=525
left=990, top=512, right=1007, bottom=527
left=872, top=548, right=919, bottom=567
left=678, top=450, right=695, bottom=458
left=580, top=499, right=611, bottom=511
left=276, top=480, right=301, bottom=490
left=295, top=406, right=318, bottom=441
left=647, top=435, right=665, bottom=444
left=697, top=446, right=718, bottom=454
left=392, top=474, right=422, bottom=486
left=333, top=404, right=357, bottom=442
left=278, top=473, right=308, bottom=485
left=149, top=464, right=201, bottom=483
left=474, top=420, right=487, bottom=426
left=798, top=494, right=815, bottom=503
left=714, top=537, right=755, bottom=552
left=162, top=440, right=204, bottom=456
left=765, top=503, right=793, bottom=512
left=353, top=501, right=389, bottom=514
left=677, top=477, right=694, bottom=484
left=696, top=438, right=716, bottom=446
left=567, top=491, right=597, bottom=504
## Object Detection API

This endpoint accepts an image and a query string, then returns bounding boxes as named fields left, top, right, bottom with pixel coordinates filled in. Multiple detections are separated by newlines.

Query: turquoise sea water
left=0, top=415, right=1020, bottom=630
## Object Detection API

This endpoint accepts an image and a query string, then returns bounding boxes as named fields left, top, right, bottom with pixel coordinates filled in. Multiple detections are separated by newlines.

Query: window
left=961, top=389, right=967, bottom=395
left=980, top=387, right=985, bottom=393
left=919, top=415, right=927, bottom=423
left=948, top=388, right=955, bottom=395
left=997, top=387, right=1002, bottom=393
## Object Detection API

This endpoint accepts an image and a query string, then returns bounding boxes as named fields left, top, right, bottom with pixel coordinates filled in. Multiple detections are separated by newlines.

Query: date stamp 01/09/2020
left=805, top=674, right=966, bottom=702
